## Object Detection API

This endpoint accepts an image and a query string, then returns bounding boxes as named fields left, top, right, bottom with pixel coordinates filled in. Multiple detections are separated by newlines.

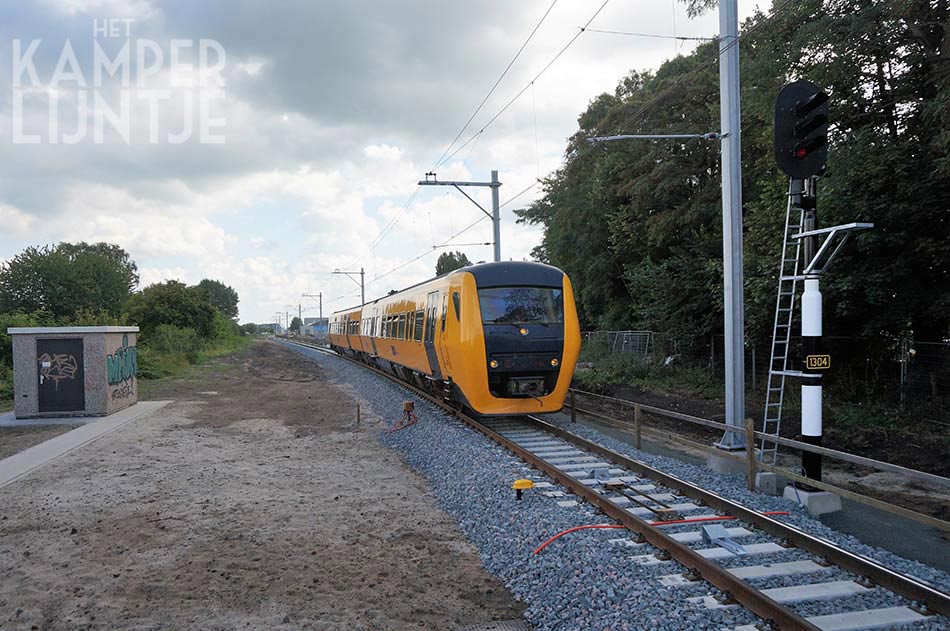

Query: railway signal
left=759, top=83, right=873, bottom=502
left=774, top=80, right=829, bottom=178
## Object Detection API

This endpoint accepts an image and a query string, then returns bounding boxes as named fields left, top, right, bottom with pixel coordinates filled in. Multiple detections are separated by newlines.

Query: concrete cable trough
left=280, top=339, right=950, bottom=631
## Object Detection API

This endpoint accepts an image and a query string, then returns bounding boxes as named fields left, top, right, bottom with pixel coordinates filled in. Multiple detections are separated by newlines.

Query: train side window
left=452, top=292, right=460, bottom=320
left=406, top=311, right=414, bottom=339
left=413, top=309, right=424, bottom=341
left=398, top=312, right=407, bottom=339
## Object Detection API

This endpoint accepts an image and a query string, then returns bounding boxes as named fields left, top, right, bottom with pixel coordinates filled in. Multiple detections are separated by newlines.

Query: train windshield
left=478, top=287, right=563, bottom=324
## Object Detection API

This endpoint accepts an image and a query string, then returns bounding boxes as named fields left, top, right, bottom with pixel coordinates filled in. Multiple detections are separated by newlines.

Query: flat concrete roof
left=7, top=326, right=140, bottom=334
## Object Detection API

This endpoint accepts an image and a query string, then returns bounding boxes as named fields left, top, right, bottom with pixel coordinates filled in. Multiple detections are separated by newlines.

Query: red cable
left=532, top=511, right=791, bottom=555
left=386, top=411, right=418, bottom=433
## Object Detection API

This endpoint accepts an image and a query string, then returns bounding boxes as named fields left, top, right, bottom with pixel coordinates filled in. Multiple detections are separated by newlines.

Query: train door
left=369, top=308, right=378, bottom=356
left=438, top=293, right=452, bottom=372
left=423, top=291, right=442, bottom=378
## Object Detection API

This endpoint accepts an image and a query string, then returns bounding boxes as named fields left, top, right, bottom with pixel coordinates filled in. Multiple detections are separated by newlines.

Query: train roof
left=331, top=260, right=566, bottom=315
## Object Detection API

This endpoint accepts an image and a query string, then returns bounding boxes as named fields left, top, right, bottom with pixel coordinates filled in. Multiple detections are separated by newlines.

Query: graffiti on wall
left=38, top=353, right=79, bottom=390
left=107, top=334, right=137, bottom=401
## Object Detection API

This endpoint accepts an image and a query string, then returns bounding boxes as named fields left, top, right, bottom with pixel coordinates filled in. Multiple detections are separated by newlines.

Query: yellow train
left=328, top=261, right=581, bottom=416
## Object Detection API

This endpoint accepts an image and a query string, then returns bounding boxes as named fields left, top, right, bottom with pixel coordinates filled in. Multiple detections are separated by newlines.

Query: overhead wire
left=432, top=0, right=560, bottom=170
left=335, top=0, right=799, bottom=309
left=500, top=181, right=539, bottom=209
left=344, top=0, right=561, bottom=274
left=348, top=2, right=612, bottom=291
left=369, top=214, right=491, bottom=287
left=583, top=27, right=713, bottom=41
left=435, top=0, right=612, bottom=170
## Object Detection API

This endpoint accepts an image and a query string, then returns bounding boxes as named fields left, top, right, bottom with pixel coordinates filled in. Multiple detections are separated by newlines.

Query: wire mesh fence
left=580, top=330, right=950, bottom=412
left=581, top=331, right=654, bottom=358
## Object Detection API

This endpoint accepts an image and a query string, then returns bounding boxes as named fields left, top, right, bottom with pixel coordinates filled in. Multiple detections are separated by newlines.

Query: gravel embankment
left=281, top=342, right=949, bottom=631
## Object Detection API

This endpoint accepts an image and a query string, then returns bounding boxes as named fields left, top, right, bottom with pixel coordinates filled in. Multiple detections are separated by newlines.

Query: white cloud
left=0, top=0, right=760, bottom=322
left=138, top=266, right=192, bottom=288
left=0, top=203, right=36, bottom=236
left=363, top=144, right=403, bottom=161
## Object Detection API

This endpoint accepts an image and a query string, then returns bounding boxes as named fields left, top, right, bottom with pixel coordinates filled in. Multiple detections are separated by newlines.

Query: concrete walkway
left=0, top=401, right=171, bottom=488
left=0, top=411, right=100, bottom=427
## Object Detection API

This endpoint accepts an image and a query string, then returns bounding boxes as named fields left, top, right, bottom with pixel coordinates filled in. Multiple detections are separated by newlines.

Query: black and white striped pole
left=800, top=181, right=823, bottom=484
left=800, top=273, right=823, bottom=482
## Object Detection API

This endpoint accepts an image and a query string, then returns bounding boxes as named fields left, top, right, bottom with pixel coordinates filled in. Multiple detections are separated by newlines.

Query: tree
left=241, top=323, right=258, bottom=335
left=195, top=279, right=239, bottom=320
left=435, top=251, right=472, bottom=275
left=289, top=316, right=303, bottom=333
left=0, top=242, right=138, bottom=321
left=124, top=281, right=217, bottom=339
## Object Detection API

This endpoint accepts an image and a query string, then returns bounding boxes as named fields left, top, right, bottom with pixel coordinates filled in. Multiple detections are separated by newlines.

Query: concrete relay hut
left=7, top=326, right=139, bottom=419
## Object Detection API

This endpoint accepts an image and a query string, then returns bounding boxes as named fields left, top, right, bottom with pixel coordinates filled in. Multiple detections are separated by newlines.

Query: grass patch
left=138, top=336, right=251, bottom=400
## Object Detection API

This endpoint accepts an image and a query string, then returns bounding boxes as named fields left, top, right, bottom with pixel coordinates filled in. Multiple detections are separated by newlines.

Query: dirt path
left=0, top=340, right=524, bottom=630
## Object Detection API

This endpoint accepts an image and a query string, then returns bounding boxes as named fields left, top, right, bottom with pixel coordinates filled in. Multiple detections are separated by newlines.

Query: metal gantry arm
left=587, top=132, right=721, bottom=143
left=332, top=268, right=365, bottom=306
left=581, top=126, right=747, bottom=451
left=418, top=170, right=502, bottom=262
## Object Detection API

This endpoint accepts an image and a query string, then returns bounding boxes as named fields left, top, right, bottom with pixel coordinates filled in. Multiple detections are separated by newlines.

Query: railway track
left=281, top=338, right=950, bottom=631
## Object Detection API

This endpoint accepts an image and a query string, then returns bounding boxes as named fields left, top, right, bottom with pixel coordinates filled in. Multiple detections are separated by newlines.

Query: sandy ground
left=0, top=340, right=525, bottom=630
left=0, top=425, right=81, bottom=461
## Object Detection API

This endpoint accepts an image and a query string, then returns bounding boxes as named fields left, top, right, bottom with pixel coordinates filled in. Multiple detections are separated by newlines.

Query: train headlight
left=489, top=359, right=499, bottom=369
left=550, top=358, right=559, bottom=367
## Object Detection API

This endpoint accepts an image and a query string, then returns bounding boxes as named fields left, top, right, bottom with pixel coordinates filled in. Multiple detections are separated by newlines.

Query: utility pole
left=715, top=0, right=747, bottom=450
left=333, top=268, right=365, bottom=305
left=418, top=170, right=502, bottom=262
left=302, top=293, right=323, bottom=319
left=586, top=0, right=747, bottom=449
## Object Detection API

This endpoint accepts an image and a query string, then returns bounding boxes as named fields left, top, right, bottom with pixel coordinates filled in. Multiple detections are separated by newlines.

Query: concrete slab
left=644, top=542, right=784, bottom=567
left=727, top=560, right=828, bottom=580
left=625, top=502, right=699, bottom=518
left=0, top=411, right=99, bottom=427
left=0, top=400, right=171, bottom=488
left=691, top=579, right=870, bottom=609
left=784, top=485, right=843, bottom=515
left=546, top=455, right=602, bottom=465
left=732, top=606, right=925, bottom=631
left=755, top=471, right=779, bottom=495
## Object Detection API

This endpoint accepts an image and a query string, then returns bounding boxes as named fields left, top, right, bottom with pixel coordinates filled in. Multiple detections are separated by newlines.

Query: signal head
left=774, top=80, right=829, bottom=178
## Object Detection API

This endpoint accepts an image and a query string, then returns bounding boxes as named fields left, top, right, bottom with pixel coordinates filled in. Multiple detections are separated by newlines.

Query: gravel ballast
left=281, top=342, right=949, bottom=631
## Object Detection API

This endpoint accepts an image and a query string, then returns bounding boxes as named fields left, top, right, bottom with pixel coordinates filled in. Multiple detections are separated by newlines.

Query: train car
left=329, top=261, right=581, bottom=416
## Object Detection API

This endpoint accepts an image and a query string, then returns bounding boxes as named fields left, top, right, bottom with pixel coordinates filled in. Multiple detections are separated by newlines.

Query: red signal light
left=795, top=147, right=808, bottom=159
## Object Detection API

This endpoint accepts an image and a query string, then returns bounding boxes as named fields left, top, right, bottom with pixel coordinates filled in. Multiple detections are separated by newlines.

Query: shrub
left=0, top=364, right=12, bottom=401
left=146, top=325, right=201, bottom=354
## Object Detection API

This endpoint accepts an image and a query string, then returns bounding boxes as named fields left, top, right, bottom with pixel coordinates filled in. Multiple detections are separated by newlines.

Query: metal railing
left=565, top=387, right=950, bottom=533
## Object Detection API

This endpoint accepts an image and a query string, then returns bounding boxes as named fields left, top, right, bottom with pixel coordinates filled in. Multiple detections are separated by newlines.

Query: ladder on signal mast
left=759, top=179, right=804, bottom=464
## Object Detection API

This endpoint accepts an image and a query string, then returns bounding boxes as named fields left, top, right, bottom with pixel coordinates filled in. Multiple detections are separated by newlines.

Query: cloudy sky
left=1, top=0, right=763, bottom=324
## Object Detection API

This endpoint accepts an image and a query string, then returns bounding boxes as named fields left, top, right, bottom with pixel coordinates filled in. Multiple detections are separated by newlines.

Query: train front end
left=462, top=262, right=580, bottom=416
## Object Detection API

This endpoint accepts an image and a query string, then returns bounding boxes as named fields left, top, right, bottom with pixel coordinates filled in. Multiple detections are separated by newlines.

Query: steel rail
left=279, top=339, right=949, bottom=622
left=278, top=340, right=816, bottom=629
left=523, top=414, right=950, bottom=617
left=569, top=388, right=950, bottom=489
left=568, top=403, right=950, bottom=532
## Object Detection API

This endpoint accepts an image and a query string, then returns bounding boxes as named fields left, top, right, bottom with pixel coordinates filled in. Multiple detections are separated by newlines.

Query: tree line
left=0, top=241, right=246, bottom=396
left=516, top=0, right=950, bottom=352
